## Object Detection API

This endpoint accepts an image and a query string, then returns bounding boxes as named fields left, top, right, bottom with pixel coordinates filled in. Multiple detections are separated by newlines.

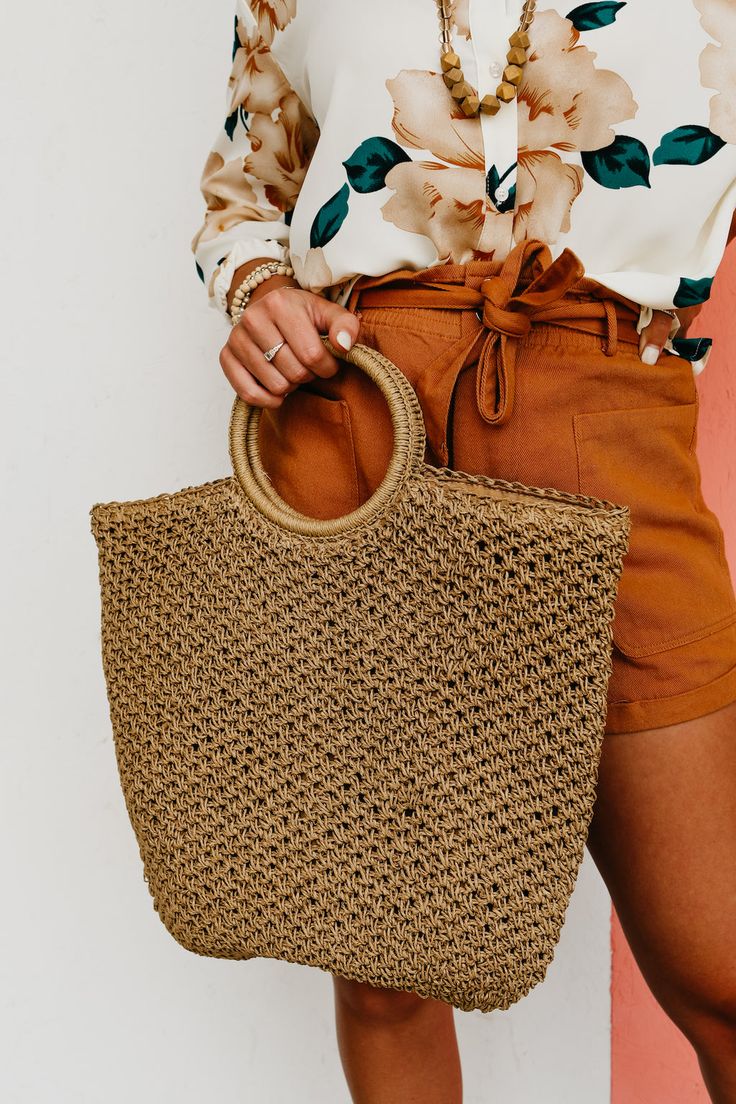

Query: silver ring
left=263, top=340, right=286, bottom=362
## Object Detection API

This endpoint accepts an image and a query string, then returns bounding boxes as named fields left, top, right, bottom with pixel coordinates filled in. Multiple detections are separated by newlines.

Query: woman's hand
left=639, top=304, right=703, bottom=364
left=640, top=212, right=735, bottom=361
left=219, top=280, right=362, bottom=409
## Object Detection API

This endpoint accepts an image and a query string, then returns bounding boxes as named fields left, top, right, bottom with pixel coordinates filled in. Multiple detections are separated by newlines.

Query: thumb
left=640, top=308, right=680, bottom=365
left=314, top=298, right=362, bottom=354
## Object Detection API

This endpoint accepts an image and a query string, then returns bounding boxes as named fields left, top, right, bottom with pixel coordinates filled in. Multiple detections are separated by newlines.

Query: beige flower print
left=194, top=150, right=260, bottom=247
left=291, top=246, right=334, bottom=290
left=247, top=91, right=319, bottom=211
left=191, top=20, right=318, bottom=252
left=693, top=0, right=736, bottom=143
left=381, top=8, right=637, bottom=262
left=249, top=0, right=297, bottom=46
left=228, top=25, right=292, bottom=115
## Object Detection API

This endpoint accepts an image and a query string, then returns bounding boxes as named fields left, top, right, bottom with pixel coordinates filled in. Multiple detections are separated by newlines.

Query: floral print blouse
left=191, top=0, right=736, bottom=375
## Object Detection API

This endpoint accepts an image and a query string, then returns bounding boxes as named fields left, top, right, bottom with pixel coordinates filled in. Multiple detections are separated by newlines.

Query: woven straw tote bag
left=90, top=336, right=630, bottom=1014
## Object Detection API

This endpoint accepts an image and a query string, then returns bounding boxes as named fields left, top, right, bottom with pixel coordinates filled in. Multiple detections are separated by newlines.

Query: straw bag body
left=90, top=338, right=630, bottom=1014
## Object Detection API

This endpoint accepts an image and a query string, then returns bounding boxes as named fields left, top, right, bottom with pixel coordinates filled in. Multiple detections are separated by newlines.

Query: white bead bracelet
left=229, top=261, right=295, bottom=326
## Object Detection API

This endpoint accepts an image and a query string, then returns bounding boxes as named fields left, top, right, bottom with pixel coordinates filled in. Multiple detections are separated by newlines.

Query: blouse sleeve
left=190, top=0, right=319, bottom=319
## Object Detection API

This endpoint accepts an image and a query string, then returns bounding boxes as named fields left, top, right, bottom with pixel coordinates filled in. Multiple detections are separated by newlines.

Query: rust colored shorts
left=258, top=238, right=736, bottom=735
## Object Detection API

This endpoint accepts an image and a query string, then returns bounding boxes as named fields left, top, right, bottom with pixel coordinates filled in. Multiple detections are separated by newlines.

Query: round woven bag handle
left=229, top=335, right=427, bottom=536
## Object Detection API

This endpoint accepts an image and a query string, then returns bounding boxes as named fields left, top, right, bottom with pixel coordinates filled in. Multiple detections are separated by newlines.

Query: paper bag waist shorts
left=258, top=238, right=736, bottom=735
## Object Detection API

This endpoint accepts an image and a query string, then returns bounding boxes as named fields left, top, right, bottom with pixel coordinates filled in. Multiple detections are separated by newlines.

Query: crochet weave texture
left=90, top=356, right=629, bottom=1014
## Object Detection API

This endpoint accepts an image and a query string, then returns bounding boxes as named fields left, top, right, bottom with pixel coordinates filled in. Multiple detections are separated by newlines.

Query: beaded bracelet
left=229, top=261, right=295, bottom=326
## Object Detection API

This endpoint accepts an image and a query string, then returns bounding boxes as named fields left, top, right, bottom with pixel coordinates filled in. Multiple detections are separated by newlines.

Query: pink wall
left=695, top=241, right=736, bottom=571
left=611, top=239, right=736, bottom=1103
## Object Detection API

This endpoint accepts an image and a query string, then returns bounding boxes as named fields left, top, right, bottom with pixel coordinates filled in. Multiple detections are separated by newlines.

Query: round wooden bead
left=437, top=0, right=534, bottom=117
left=451, top=81, right=475, bottom=101
left=496, top=81, right=517, bottom=102
left=459, top=94, right=480, bottom=116
left=480, top=94, right=501, bottom=115
left=506, top=46, right=527, bottom=66
left=443, top=67, right=464, bottom=88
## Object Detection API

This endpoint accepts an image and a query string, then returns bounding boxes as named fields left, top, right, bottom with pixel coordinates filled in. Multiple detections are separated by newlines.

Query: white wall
left=0, top=2, right=611, bottom=1100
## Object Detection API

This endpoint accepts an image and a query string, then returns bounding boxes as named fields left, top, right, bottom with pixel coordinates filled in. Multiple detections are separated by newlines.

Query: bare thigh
left=585, top=698, right=736, bottom=1031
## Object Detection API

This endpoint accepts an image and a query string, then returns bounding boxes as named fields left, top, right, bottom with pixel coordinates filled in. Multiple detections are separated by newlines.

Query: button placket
left=469, top=0, right=522, bottom=243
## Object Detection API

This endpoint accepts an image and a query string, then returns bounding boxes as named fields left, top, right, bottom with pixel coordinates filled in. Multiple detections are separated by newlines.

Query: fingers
left=219, top=343, right=287, bottom=409
left=639, top=308, right=681, bottom=364
left=234, top=307, right=316, bottom=393
left=219, top=285, right=363, bottom=407
left=268, top=289, right=348, bottom=378
left=674, top=304, right=703, bottom=337
left=310, top=297, right=362, bottom=357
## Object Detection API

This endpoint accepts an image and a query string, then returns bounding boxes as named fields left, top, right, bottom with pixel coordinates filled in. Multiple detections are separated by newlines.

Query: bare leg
left=586, top=699, right=736, bottom=1103
left=331, top=976, right=463, bottom=1104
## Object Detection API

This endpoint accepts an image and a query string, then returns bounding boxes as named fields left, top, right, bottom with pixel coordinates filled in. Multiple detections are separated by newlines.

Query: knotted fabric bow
left=348, top=238, right=632, bottom=466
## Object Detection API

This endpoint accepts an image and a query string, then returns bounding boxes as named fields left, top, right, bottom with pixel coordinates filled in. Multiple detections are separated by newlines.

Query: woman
left=192, top=2, right=736, bottom=1100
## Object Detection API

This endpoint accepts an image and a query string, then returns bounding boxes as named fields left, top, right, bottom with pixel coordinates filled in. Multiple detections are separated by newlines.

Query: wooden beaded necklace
left=436, top=0, right=536, bottom=117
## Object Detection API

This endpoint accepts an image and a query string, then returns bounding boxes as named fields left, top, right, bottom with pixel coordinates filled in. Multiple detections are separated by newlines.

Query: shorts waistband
left=348, top=238, right=643, bottom=350
left=346, top=238, right=644, bottom=466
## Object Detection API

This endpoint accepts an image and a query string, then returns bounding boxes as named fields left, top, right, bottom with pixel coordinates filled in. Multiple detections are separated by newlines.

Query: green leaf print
left=232, top=15, right=240, bottom=62
left=310, top=183, right=350, bottom=248
left=652, top=125, right=726, bottom=166
left=224, top=105, right=248, bottom=141
left=485, top=164, right=516, bottom=213
left=671, top=336, right=713, bottom=361
left=565, top=1, right=626, bottom=30
left=673, top=275, right=714, bottom=307
left=342, top=137, right=411, bottom=194
left=225, top=109, right=238, bottom=140
left=496, top=185, right=516, bottom=214
left=196, top=261, right=204, bottom=284
left=581, top=135, right=651, bottom=188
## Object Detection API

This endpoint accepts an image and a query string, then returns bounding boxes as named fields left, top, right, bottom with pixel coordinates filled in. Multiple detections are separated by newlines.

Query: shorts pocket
left=257, top=383, right=361, bottom=520
left=573, top=399, right=736, bottom=657
left=356, top=309, right=461, bottom=386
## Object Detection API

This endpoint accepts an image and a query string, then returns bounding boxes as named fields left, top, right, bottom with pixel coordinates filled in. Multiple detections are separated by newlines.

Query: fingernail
left=641, top=343, right=660, bottom=365
left=336, top=330, right=353, bottom=350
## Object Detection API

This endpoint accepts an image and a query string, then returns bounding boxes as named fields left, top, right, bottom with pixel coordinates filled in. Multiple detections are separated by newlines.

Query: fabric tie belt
left=346, top=238, right=644, bottom=466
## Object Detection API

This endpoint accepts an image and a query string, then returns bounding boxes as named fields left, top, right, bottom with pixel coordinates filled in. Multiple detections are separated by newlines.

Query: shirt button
left=489, top=61, right=502, bottom=78
left=496, top=185, right=509, bottom=201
